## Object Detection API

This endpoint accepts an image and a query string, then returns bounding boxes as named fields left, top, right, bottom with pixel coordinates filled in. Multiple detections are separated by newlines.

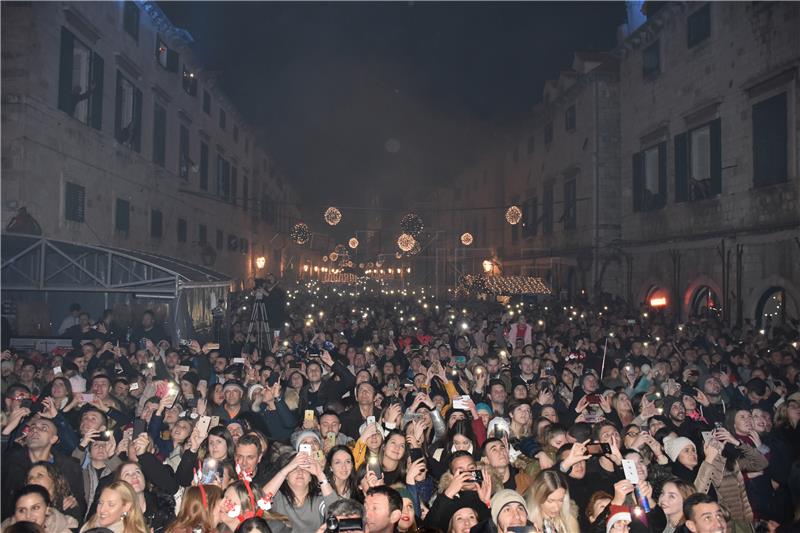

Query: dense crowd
left=2, top=280, right=799, bottom=533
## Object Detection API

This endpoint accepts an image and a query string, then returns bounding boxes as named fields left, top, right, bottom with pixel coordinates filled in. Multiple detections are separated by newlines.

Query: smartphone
left=94, top=430, right=113, bottom=442
left=81, top=393, right=95, bottom=403
left=210, top=416, right=220, bottom=427
left=299, top=443, right=312, bottom=455
left=366, top=415, right=376, bottom=426
left=206, top=343, right=220, bottom=350
left=701, top=431, right=713, bottom=444
left=129, top=382, right=140, bottom=391
left=327, top=432, right=337, bottom=447
left=200, top=457, right=223, bottom=484
left=585, top=442, right=612, bottom=456
left=471, top=470, right=484, bottom=483
left=53, top=366, right=62, bottom=375
left=452, top=396, right=470, bottom=410
left=367, top=455, right=382, bottom=476
left=232, top=357, right=246, bottom=365
left=507, top=527, right=537, bottom=533
left=409, top=448, right=424, bottom=462
left=304, top=410, right=316, bottom=424
left=268, top=372, right=280, bottom=387
left=194, top=416, right=212, bottom=437
left=176, top=365, right=191, bottom=373
left=585, top=394, right=602, bottom=404
left=133, top=419, right=147, bottom=438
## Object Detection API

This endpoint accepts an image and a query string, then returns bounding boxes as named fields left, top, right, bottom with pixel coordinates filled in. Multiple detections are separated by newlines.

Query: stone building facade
left=1, top=2, right=306, bottom=288
left=618, top=2, right=800, bottom=325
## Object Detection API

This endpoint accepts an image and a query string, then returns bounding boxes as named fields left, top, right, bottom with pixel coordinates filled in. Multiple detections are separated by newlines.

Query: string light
left=322, top=255, right=328, bottom=262
left=505, top=206, right=522, bottom=225
left=324, top=207, right=342, bottom=225
left=409, top=241, right=422, bottom=255
left=290, top=222, right=311, bottom=245
left=397, top=233, right=416, bottom=252
left=460, top=232, right=473, bottom=246
left=329, top=252, right=339, bottom=262
left=400, top=213, right=424, bottom=237
left=348, top=237, right=359, bottom=249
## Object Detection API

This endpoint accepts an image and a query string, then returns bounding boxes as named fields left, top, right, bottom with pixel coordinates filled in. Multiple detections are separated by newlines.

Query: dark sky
left=160, top=2, right=626, bottom=226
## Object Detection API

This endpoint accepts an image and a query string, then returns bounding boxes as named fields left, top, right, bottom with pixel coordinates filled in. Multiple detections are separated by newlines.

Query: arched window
left=690, top=285, right=721, bottom=319
left=756, top=287, right=786, bottom=327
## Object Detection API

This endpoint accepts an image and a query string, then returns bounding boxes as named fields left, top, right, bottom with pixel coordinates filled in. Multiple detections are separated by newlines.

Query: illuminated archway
left=644, top=285, right=670, bottom=309
left=690, top=285, right=721, bottom=319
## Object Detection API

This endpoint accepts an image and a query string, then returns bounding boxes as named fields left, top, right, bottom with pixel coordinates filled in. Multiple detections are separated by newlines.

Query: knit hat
left=247, top=384, right=264, bottom=401
left=222, top=380, right=245, bottom=393
left=606, top=505, right=632, bottom=533
left=490, top=489, right=527, bottom=525
left=475, top=402, right=493, bottom=416
left=181, top=371, right=200, bottom=389
left=663, top=436, right=694, bottom=462
left=291, top=430, right=322, bottom=451
left=662, top=395, right=682, bottom=417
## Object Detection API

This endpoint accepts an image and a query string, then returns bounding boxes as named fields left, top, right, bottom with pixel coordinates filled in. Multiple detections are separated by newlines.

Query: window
left=565, top=106, right=576, bottom=131
left=752, top=92, right=788, bottom=187
left=179, top=124, right=190, bottom=179
left=563, top=180, right=577, bottom=230
left=58, top=28, right=103, bottom=130
left=199, top=141, right=209, bottom=190
left=543, top=184, right=554, bottom=234
left=177, top=218, right=187, bottom=243
left=675, top=119, right=721, bottom=202
left=527, top=135, right=535, bottom=155
left=152, top=103, right=166, bottom=167
left=114, top=71, right=142, bottom=151
left=243, top=175, right=249, bottom=212
left=240, top=238, right=249, bottom=255
left=632, top=142, right=667, bottom=211
left=203, top=90, right=211, bottom=114
left=544, top=123, right=554, bottom=145
left=522, top=197, right=538, bottom=237
left=115, top=198, right=130, bottom=233
left=216, top=229, right=223, bottom=250
left=182, top=68, right=197, bottom=96
left=231, top=166, right=238, bottom=206
left=687, top=3, right=711, bottom=48
left=199, top=224, right=207, bottom=245
left=219, top=109, right=226, bottom=130
left=216, top=154, right=230, bottom=200
left=155, top=36, right=178, bottom=72
left=643, top=41, right=660, bottom=78
left=64, top=182, right=85, bottom=222
left=233, top=125, right=239, bottom=142
left=123, top=1, right=139, bottom=42
left=150, top=209, right=162, bottom=239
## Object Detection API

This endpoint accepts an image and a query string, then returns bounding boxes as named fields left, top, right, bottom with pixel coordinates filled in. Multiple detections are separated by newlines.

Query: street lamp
left=482, top=260, right=493, bottom=273
left=255, top=256, right=266, bottom=269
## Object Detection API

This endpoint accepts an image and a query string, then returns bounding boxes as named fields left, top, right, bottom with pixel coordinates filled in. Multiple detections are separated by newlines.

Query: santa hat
left=606, top=505, right=632, bottom=533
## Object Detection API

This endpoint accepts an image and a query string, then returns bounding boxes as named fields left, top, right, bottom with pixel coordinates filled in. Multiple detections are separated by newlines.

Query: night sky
left=160, top=2, right=626, bottom=226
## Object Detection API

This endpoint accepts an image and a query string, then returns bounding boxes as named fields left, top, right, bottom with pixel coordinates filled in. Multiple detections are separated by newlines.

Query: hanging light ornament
left=358, top=262, right=365, bottom=269
left=324, top=207, right=342, bottom=226
left=460, top=232, right=474, bottom=246
left=409, top=241, right=422, bottom=255
left=397, top=233, right=416, bottom=252
left=376, top=261, right=383, bottom=268
left=290, top=223, right=311, bottom=245
left=329, top=252, right=339, bottom=262
left=400, top=213, right=424, bottom=237
left=395, top=251, right=403, bottom=259
left=334, top=244, right=348, bottom=256
left=346, top=260, right=354, bottom=267
left=322, top=255, right=329, bottom=263
left=348, top=237, right=359, bottom=249
left=505, top=205, right=523, bottom=225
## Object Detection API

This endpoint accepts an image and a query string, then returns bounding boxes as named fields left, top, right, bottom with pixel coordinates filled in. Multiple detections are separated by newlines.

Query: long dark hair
left=38, top=376, right=73, bottom=406
left=200, top=426, right=235, bottom=461
left=27, top=461, right=73, bottom=510
left=278, top=453, right=320, bottom=507
left=324, top=445, right=359, bottom=498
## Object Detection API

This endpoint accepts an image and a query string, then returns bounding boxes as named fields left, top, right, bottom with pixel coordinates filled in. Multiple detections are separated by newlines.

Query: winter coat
left=2, top=508, right=78, bottom=533
left=694, top=443, right=768, bottom=524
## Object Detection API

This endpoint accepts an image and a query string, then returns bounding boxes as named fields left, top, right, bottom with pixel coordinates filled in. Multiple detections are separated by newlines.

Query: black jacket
left=1, top=444, right=85, bottom=519
left=301, top=360, right=356, bottom=412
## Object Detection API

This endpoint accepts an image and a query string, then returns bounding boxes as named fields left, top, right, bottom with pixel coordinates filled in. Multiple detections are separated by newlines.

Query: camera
left=471, top=470, right=484, bottom=483
left=326, top=515, right=363, bottom=532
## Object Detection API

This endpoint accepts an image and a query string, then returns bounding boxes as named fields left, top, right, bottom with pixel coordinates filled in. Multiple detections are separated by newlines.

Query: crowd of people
left=1, top=280, right=799, bottom=533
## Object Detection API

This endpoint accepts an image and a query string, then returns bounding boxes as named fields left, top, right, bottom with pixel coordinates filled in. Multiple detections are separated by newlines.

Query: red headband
left=199, top=484, right=208, bottom=508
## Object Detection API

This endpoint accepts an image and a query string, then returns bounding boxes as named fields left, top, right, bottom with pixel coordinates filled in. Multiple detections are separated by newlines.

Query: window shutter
left=709, top=118, right=721, bottom=195
left=200, top=142, right=209, bottom=190
left=674, top=133, right=688, bottom=202
left=132, top=86, right=143, bottom=152
left=58, top=28, right=75, bottom=114
left=114, top=72, right=123, bottom=141
left=753, top=93, right=788, bottom=187
left=657, top=141, right=667, bottom=208
left=632, top=151, right=644, bottom=212
left=231, top=167, right=238, bottom=206
left=65, top=182, right=85, bottom=222
left=90, top=53, right=104, bottom=130
left=167, top=49, right=179, bottom=73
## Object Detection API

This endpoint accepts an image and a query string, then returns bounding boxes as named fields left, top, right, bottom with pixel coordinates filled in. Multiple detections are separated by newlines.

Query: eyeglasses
left=625, top=430, right=641, bottom=438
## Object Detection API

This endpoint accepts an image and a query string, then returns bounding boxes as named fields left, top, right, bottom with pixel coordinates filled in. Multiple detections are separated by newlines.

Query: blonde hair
left=86, top=481, right=147, bottom=533
left=166, top=485, right=222, bottom=533
left=524, top=470, right=579, bottom=533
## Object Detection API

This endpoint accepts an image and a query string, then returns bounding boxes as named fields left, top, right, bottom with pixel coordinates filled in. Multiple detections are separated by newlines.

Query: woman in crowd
left=165, top=485, right=223, bottom=533
left=261, top=453, right=341, bottom=531
left=81, top=481, right=148, bottom=533
left=324, top=445, right=359, bottom=500
left=26, top=461, right=85, bottom=524
left=1, top=485, right=78, bottom=533
left=524, top=470, right=580, bottom=533
left=657, top=477, right=696, bottom=533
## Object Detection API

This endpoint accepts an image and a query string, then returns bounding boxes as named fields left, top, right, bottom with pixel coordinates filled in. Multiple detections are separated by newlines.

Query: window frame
left=152, top=102, right=167, bottom=167
left=752, top=91, right=789, bottom=188
left=58, top=27, right=104, bottom=130
left=642, top=40, right=661, bottom=79
left=687, top=3, right=711, bottom=48
left=123, top=1, right=139, bottom=42
left=115, top=198, right=130, bottom=234
left=565, top=105, right=576, bottom=132
left=150, top=209, right=163, bottom=239
left=64, top=182, right=86, bottom=223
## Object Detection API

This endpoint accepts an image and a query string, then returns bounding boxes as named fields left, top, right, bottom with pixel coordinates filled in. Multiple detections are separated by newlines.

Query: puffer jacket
left=694, top=443, right=768, bottom=524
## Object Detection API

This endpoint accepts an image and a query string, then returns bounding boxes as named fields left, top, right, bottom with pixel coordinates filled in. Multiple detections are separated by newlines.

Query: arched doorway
left=645, top=285, right=669, bottom=309
left=690, top=285, right=721, bottom=319
left=755, top=286, right=787, bottom=327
